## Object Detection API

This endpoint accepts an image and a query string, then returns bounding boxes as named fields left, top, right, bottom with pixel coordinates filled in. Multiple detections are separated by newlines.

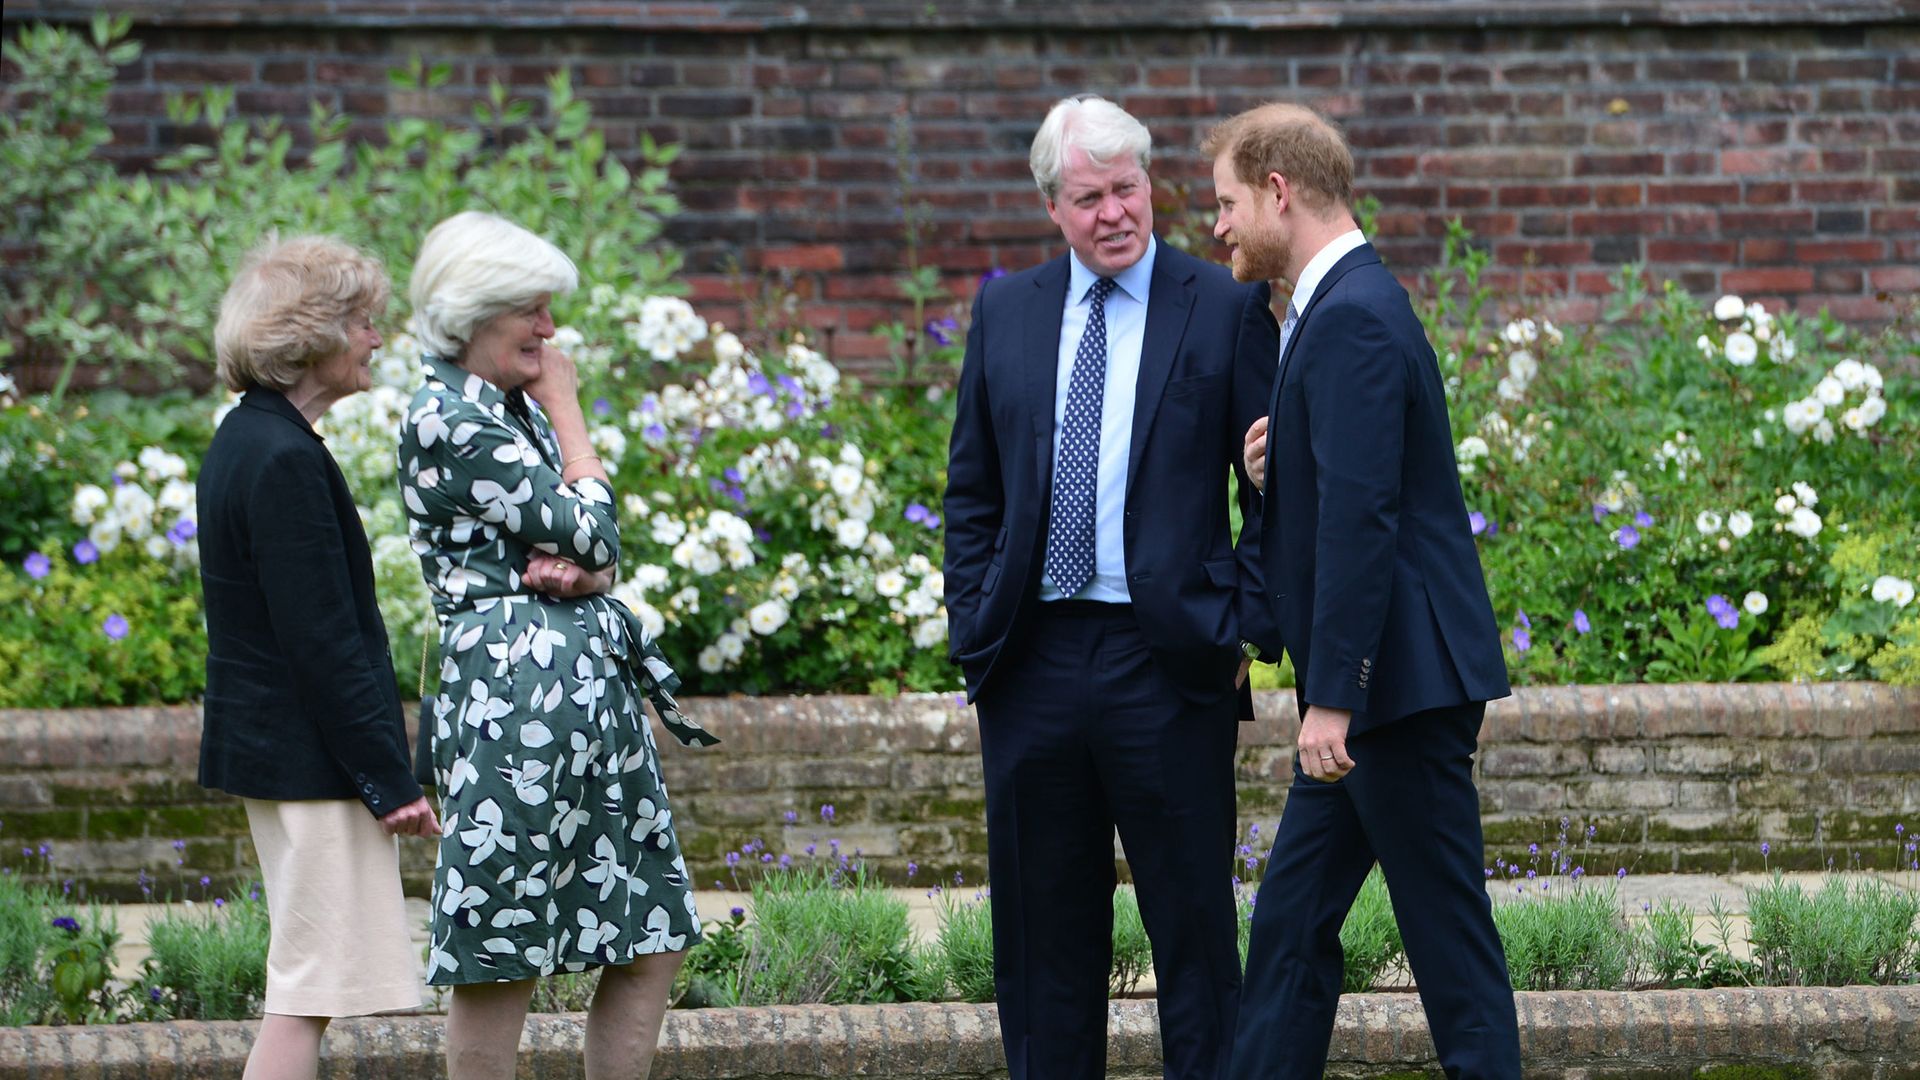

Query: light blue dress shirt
left=1039, top=236, right=1156, bottom=603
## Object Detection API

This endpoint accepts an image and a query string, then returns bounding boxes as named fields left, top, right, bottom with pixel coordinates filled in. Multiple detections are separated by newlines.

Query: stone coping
left=4, top=684, right=1917, bottom=769
left=1, top=0, right=1913, bottom=32
left=2, top=987, right=1916, bottom=1078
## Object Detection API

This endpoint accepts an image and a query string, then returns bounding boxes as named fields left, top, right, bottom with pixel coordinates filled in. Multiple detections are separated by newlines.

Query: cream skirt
left=243, top=798, right=422, bottom=1017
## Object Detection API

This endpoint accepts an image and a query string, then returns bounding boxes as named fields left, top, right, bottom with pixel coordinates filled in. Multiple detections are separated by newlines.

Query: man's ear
left=1265, top=171, right=1291, bottom=217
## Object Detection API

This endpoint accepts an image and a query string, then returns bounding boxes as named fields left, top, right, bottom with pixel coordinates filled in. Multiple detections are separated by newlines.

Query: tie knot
left=1089, top=277, right=1116, bottom=303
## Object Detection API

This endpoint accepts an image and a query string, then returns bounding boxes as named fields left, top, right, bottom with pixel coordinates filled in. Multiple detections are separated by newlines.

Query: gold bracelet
left=562, top=450, right=600, bottom=468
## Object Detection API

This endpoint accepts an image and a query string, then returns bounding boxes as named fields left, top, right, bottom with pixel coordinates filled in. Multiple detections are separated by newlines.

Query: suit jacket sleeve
left=1230, top=282, right=1283, bottom=659
left=1300, top=301, right=1408, bottom=712
left=942, top=285, right=1001, bottom=661
left=248, top=442, right=423, bottom=817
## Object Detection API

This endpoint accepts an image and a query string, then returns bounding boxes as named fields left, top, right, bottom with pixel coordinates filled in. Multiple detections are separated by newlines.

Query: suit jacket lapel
left=1127, top=246, right=1196, bottom=501
left=1264, top=242, right=1383, bottom=486
left=1025, top=256, right=1071, bottom=498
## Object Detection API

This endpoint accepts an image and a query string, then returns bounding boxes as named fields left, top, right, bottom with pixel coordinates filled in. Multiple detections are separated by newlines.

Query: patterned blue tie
left=1276, top=299, right=1300, bottom=376
left=1046, top=277, right=1116, bottom=598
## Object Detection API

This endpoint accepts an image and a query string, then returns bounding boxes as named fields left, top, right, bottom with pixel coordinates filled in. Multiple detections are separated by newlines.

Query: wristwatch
left=1241, top=640, right=1263, bottom=662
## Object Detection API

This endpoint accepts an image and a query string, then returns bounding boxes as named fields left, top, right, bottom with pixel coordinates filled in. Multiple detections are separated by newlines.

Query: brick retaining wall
left=2, top=1, right=1916, bottom=375
left=2, top=684, right=1916, bottom=899
left=2, top=987, right=1916, bottom=1078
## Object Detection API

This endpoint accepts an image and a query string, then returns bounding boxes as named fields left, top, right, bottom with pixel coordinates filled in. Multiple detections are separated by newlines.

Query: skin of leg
left=584, top=950, right=688, bottom=1080
left=446, top=979, right=538, bottom=1080
left=242, top=1013, right=330, bottom=1080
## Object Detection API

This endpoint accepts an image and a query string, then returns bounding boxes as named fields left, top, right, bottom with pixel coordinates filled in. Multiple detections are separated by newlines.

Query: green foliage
left=1743, top=874, right=1920, bottom=986
left=0, top=874, right=126, bottom=1025
left=2, top=21, right=680, bottom=399
left=1635, top=897, right=1756, bottom=989
left=725, top=864, right=933, bottom=1006
left=673, top=907, right=749, bottom=1009
left=1109, top=887, right=1153, bottom=996
left=1756, top=527, right=1920, bottom=684
left=1339, top=869, right=1404, bottom=993
left=134, top=889, right=271, bottom=1020
left=1492, top=883, right=1634, bottom=991
left=931, top=889, right=996, bottom=1003
left=0, top=547, right=204, bottom=708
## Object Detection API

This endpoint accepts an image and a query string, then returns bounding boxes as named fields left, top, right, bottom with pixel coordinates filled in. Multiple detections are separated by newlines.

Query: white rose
left=1743, top=591, right=1768, bottom=616
left=1507, top=349, right=1538, bottom=384
left=1696, top=334, right=1717, bottom=359
left=713, top=332, right=745, bottom=364
left=1723, top=332, right=1758, bottom=366
left=717, top=632, right=745, bottom=661
left=1496, top=376, right=1524, bottom=402
left=1781, top=398, right=1822, bottom=435
left=72, top=484, right=109, bottom=525
left=636, top=564, right=671, bottom=590
left=1713, top=295, right=1746, bottom=321
left=1728, top=510, right=1754, bottom=538
left=1791, top=481, right=1817, bottom=507
left=1813, top=418, right=1835, bottom=445
left=1769, top=337, right=1795, bottom=362
left=1457, top=436, right=1489, bottom=461
left=912, top=616, right=948, bottom=650
left=923, top=570, right=944, bottom=599
left=1857, top=394, right=1886, bottom=426
left=1891, top=580, right=1916, bottom=608
left=1814, top=377, right=1845, bottom=407
left=697, top=646, right=725, bottom=673
left=1502, top=319, right=1537, bottom=345
left=1774, top=494, right=1797, bottom=515
left=1842, top=406, right=1867, bottom=432
left=829, top=463, right=863, bottom=498
left=1786, top=506, right=1822, bottom=539
left=748, top=599, right=789, bottom=635
left=113, top=484, right=157, bottom=539
left=89, top=516, right=124, bottom=553
left=836, top=518, right=869, bottom=549
left=1694, top=511, right=1723, bottom=535
left=690, top=546, right=723, bottom=576
left=902, top=588, right=939, bottom=618
left=1862, top=364, right=1883, bottom=391
left=875, top=569, right=907, bottom=598
left=1832, top=358, right=1866, bottom=390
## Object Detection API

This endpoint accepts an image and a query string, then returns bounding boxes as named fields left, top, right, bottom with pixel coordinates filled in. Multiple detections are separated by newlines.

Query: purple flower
left=166, top=519, right=197, bottom=547
left=1592, top=503, right=1609, bottom=523
left=102, top=613, right=129, bottom=640
left=249, top=886, right=260, bottom=901
left=172, top=840, right=186, bottom=851
left=725, top=851, right=741, bottom=868
left=779, top=854, right=792, bottom=869
left=592, top=397, right=612, bottom=416
left=821, top=804, right=835, bottom=823
left=1517, top=609, right=1532, bottom=629
left=23, top=552, right=51, bottom=579
left=1714, top=609, right=1740, bottom=630
left=1485, top=867, right=1495, bottom=878
left=730, top=906, right=745, bottom=920
left=785, top=400, right=807, bottom=419
left=1616, top=867, right=1627, bottom=879
left=925, top=317, right=959, bottom=346
left=1512, top=627, right=1531, bottom=652
left=1528, top=843, right=1539, bottom=855
left=784, top=810, right=798, bottom=824
left=213, top=897, right=226, bottom=908
left=50, top=916, right=80, bottom=933
left=1760, top=842, right=1771, bottom=856
left=979, top=267, right=1008, bottom=289
left=1615, top=524, right=1640, bottom=550
left=907, top=861, right=919, bottom=879
left=724, top=468, right=744, bottom=484
left=747, top=372, right=772, bottom=397
left=643, top=423, right=667, bottom=440
left=199, top=876, right=211, bottom=887
left=72, top=539, right=99, bottom=565
left=1468, top=511, right=1488, bottom=536
left=149, top=987, right=163, bottom=1002
left=1706, top=594, right=1733, bottom=617
left=905, top=503, right=932, bottom=524
left=1573, top=609, right=1591, bottom=635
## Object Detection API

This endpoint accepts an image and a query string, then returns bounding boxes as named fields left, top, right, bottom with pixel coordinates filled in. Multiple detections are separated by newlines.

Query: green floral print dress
left=398, top=355, right=718, bottom=986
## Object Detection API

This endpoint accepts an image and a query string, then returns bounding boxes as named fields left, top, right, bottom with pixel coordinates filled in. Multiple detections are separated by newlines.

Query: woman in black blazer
left=197, top=235, right=439, bottom=1078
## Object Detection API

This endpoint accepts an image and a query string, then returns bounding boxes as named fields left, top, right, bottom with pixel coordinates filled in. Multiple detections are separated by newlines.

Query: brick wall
left=3, top=1, right=1916, bottom=373
left=3, top=684, right=1916, bottom=900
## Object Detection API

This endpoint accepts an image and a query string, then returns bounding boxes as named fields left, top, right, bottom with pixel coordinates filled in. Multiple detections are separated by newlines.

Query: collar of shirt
left=422, top=352, right=520, bottom=424
left=1287, top=228, right=1367, bottom=314
left=1067, top=233, right=1157, bottom=307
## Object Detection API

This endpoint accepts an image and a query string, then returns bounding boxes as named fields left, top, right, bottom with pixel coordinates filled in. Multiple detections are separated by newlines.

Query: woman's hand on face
left=379, top=796, right=442, bottom=838
left=525, top=552, right=613, bottom=599
left=518, top=344, right=580, bottom=411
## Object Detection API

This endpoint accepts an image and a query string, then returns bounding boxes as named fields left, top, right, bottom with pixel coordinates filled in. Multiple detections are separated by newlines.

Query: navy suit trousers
left=977, top=601, right=1242, bottom=1080
left=1231, top=703, right=1521, bottom=1080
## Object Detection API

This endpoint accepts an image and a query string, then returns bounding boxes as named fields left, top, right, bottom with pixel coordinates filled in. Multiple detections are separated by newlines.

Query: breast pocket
left=1164, top=372, right=1223, bottom=400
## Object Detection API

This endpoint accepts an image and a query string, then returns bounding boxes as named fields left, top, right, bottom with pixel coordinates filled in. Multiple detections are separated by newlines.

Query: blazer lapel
left=1126, top=246, right=1196, bottom=500
left=1265, top=242, right=1383, bottom=485
left=1025, top=256, right=1071, bottom=498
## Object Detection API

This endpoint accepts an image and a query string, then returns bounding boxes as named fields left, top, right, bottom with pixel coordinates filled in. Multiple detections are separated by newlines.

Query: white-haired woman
left=198, top=235, right=440, bottom=1080
left=397, top=211, right=715, bottom=1079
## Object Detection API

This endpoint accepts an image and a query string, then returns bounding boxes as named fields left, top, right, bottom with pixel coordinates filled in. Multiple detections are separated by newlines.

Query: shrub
left=0, top=547, right=204, bottom=708
left=1109, top=887, right=1153, bottom=997
left=135, top=889, right=270, bottom=1021
left=0, top=874, right=127, bottom=1026
left=1339, top=869, right=1404, bottom=993
left=727, top=864, right=932, bottom=1006
left=1744, top=875, right=1920, bottom=986
left=932, top=889, right=996, bottom=1003
left=1492, top=883, right=1634, bottom=991
left=1635, top=896, right=1754, bottom=990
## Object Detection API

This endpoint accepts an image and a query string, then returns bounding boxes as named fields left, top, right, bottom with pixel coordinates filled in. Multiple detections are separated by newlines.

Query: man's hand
left=379, top=796, right=441, bottom=837
left=525, top=553, right=614, bottom=599
left=1298, top=705, right=1354, bottom=782
left=1243, top=416, right=1269, bottom=493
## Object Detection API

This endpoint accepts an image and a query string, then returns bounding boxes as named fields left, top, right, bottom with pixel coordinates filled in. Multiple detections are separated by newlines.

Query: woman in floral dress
left=397, top=211, right=716, bottom=1080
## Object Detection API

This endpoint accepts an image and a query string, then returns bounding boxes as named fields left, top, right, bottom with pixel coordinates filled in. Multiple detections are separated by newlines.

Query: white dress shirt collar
left=1287, top=228, right=1367, bottom=314
left=1068, top=234, right=1157, bottom=308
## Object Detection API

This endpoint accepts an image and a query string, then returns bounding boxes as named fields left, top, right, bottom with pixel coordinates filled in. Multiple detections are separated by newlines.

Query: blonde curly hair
left=213, top=235, right=390, bottom=393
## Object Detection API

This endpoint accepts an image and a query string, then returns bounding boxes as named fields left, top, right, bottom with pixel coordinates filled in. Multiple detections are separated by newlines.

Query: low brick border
left=3, top=987, right=1917, bottom=1078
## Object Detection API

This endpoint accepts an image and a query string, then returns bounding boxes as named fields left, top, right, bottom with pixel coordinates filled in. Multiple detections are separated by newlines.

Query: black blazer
left=1253, top=243, right=1510, bottom=734
left=943, top=241, right=1280, bottom=705
left=196, top=389, right=421, bottom=816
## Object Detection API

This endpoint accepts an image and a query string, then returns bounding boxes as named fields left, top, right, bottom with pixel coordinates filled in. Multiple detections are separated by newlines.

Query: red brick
left=1870, top=266, right=1920, bottom=292
left=1721, top=209, right=1816, bottom=235
left=1798, top=57, right=1887, bottom=81
left=1796, top=240, right=1887, bottom=264
left=1647, top=181, right=1741, bottom=206
left=1721, top=148, right=1822, bottom=175
left=1745, top=182, right=1794, bottom=206
left=1723, top=268, right=1815, bottom=294
left=1649, top=239, right=1735, bottom=263
left=1814, top=268, right=1864, bottom=292
left=1742, top=238, right=1792, bottom=261
left=1593, top=184, right=1642, bottom=208
left=1797, top=179, right=1891, bottom=203
left=1575, top=152, right=1663, bottom=177
left=1496, top=184, right=1590, bottom=208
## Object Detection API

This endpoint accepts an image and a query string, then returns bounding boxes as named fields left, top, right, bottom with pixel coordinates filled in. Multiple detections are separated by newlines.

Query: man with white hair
left=944, top=95, right=1280, bottom=1079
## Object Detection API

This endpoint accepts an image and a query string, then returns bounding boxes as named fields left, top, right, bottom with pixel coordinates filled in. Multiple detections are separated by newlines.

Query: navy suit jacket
left=944, top=241, right=1280, bottom=706
left=1253, top=243, right=1510, bottom=735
